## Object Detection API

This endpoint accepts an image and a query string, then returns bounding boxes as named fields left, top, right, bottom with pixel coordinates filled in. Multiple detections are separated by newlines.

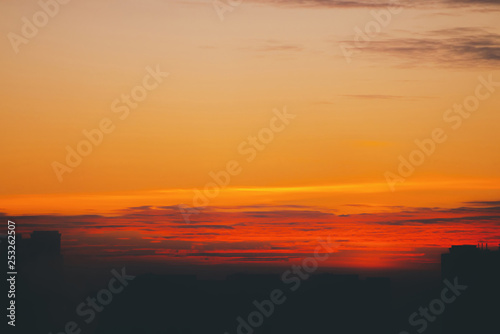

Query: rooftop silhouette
left=441, top=244, right=500, bottom=334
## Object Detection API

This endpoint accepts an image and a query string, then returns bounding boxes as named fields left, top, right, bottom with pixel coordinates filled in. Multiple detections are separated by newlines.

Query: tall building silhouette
left=20, top=231, right=63, bottom=279
left=29, top=231, right=62, bottom=256
left=2, top=231, right=67, bottom=333
left=441, top=244, right=500, bottom=334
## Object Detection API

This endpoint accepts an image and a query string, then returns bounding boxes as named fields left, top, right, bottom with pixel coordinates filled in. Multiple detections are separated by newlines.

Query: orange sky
left=1, top=0, right=499, bottom=269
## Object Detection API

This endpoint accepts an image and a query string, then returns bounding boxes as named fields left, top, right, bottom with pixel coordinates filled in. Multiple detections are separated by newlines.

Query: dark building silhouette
left=1, top=231, right=68, bottom=333
left=441, top=244, right=500, bottom=334
left=20, top=230, right=64, bottom=280
left=28, top=230, right=62, bottom=257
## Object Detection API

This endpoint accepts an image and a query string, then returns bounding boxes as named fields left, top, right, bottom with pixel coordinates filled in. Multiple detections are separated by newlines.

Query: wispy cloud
left=252, top=0, right=408, bottom=9
left=351, top=28, right=500, bottom=68
left=252, top=0, right=500, bottom=9
left=6, top=200, right=500, bottom=267
left=243, top=40, right=304, bottom=54
left=338, top=94, right=437, bottom=100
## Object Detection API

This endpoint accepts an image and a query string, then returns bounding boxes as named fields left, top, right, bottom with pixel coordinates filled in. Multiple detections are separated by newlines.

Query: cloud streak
left=348, top=28, right=500, bottom=68
left=253, top=0, right=500, bottom=9
left=6, top=200, right=500, bottom=268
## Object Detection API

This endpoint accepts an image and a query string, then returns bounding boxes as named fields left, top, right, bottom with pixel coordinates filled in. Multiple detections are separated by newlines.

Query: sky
left=1, top=0, right=499, bottom=270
